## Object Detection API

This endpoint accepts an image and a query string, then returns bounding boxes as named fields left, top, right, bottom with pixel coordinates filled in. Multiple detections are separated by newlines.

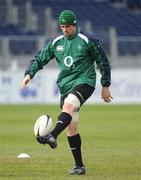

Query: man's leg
left=51, top=93, right=80, bottom=138
left=36, top=94, right=80, bottom=148
left=36, top=111, right=72, bottom=148
left=65, top=84, right=94, bottom=175
left=67, top=112, right=86, bottom=175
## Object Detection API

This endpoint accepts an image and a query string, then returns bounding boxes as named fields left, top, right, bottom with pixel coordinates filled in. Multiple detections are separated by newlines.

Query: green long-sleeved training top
left=25, top=29, right=111, bottom=96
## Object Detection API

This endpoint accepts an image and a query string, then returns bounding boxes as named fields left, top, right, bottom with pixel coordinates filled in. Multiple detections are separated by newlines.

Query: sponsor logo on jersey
left=56, top=45, right=64, bottom=51
left=64, top=56, right=73, bottom=67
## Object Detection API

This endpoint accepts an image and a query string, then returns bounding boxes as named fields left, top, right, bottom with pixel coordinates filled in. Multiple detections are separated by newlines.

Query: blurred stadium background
left=0, top=0, right=141, bottom=104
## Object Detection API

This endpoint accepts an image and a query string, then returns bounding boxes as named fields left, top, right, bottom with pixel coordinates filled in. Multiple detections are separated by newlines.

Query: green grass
left=0, top=104, right=140, bottom=180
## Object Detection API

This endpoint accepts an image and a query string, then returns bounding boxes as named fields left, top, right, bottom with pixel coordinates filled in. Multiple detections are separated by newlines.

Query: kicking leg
left=36, top=94, right=80, bottom=148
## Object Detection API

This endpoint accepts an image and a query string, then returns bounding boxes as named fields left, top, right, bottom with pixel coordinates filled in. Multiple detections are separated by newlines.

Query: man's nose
left=63, top=27, right=67, bottom=31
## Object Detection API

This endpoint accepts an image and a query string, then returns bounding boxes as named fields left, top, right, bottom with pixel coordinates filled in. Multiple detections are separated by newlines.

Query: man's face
left=60, top=25, right=76, bottom=37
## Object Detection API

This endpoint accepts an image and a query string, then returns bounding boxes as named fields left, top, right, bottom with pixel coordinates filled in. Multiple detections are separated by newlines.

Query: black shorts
left=60, top=83, right=95, bottom=109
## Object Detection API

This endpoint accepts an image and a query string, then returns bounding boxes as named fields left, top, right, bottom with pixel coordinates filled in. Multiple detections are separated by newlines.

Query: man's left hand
left=101, top=87, right=113, bottom=103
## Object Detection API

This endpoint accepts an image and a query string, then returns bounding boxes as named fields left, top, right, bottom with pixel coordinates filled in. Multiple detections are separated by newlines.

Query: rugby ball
left=34, top=115, right=53, bottom=137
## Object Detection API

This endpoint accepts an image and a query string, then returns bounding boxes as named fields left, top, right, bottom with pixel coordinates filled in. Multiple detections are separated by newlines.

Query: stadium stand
left=127, top=0, right=141, bottom=11
left=0, top=0, right=141, bottom=56
left=0, top=0, right=141, bottom=36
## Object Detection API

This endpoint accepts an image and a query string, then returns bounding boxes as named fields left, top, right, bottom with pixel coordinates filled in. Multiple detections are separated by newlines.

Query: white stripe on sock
left=57, top=121, right=63, bottom=124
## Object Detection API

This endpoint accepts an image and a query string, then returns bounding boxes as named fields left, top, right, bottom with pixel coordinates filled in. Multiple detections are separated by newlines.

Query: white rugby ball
left=34, top=115, right=53, bottom=137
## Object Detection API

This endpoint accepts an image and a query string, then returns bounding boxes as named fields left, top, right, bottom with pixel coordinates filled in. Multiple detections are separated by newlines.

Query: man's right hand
left=21, top=74, right=31, bottom=90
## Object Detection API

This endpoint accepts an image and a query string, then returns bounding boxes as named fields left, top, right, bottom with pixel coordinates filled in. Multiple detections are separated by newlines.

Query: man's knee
left=64, top=93, right=80, bottom=110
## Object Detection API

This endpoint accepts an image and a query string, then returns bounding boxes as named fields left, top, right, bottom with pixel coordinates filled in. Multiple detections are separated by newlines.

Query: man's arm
left=89, top=39, right=113, bottom=103
left=21, top=43, right=54, bottom=90
left=25, top=43, right=54, bottom=79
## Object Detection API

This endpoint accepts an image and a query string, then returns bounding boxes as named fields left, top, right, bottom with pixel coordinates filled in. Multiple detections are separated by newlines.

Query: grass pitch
left=0, top=104, right=140, bottom=180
